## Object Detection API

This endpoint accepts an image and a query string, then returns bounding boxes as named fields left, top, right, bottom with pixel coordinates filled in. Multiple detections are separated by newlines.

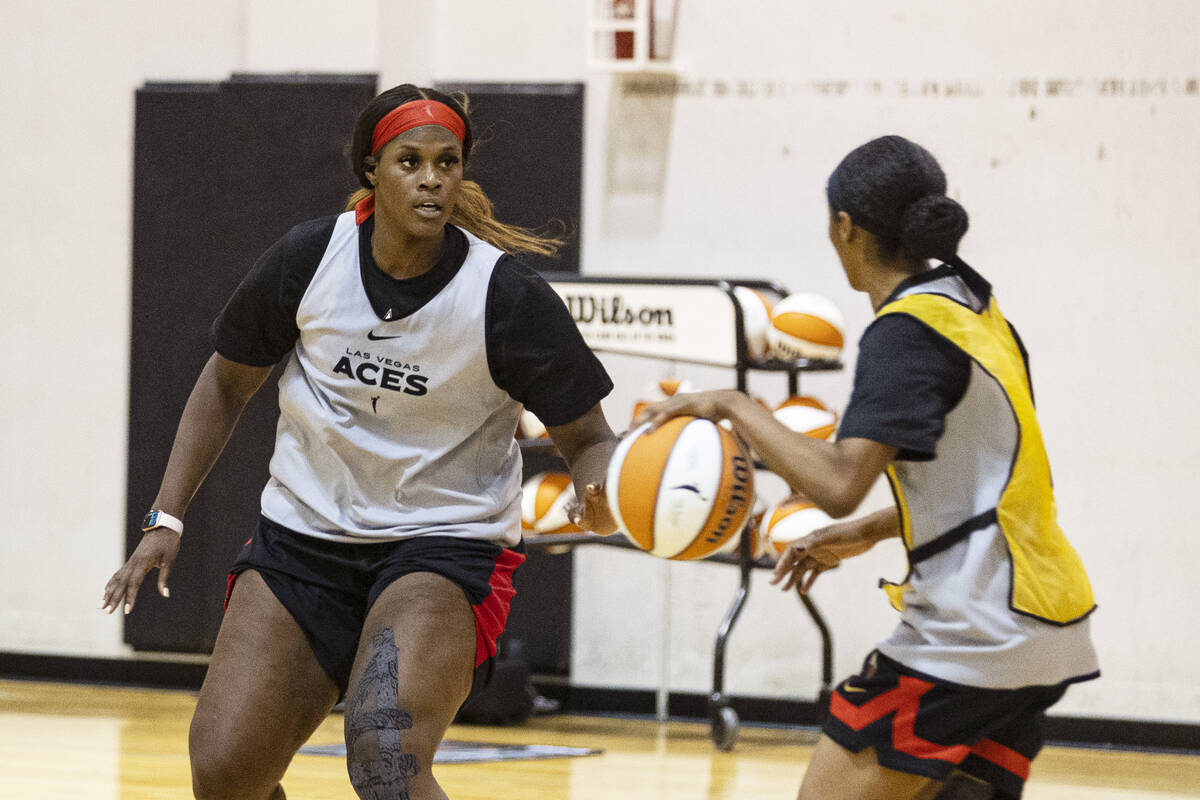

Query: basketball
left=714, top=485, right=770, bottom=557
left=760, top=495, right=835, bottom=556
left=520, top=472, right=580, bottom=534
left=733, top=286, right=775, bottom=359
left=766, top=293, right=845, bottom=361
left=606, top=416, right=755, bottom=560
left=518, top=409, right=549, bottom=439
left=773, top=395, right=838, bottom=440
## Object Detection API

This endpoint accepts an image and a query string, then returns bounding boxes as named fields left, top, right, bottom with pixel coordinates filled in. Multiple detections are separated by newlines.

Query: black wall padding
left=504, top=547, right=573, bottom=675
left=126, top=75, right=377, bottom=653
left=128, top=77, right=581, bottom=675
left=436, top=82, right=585, bottom=275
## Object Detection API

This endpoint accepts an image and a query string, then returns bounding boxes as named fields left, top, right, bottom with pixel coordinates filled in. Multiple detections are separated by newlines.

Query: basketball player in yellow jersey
left=638, top=136, right=1098, bottom=800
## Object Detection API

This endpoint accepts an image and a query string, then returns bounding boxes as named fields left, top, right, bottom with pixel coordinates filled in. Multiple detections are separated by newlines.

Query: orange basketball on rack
left=733, top=286, right=775, bottom=359
left=521, top=472, right=580, bottom=534
left=606, top=416, right=755, bottom=560
left=767, top=293, right=845, bottom=361
left=760, top=495, right=835, bottom=556
left=773, top=395, right=838, bottom=440
left=631, top=378, right=696, bottom=423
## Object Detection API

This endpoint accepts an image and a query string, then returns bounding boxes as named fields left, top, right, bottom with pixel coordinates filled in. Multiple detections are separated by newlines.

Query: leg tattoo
left=345, top=628, right=421, bottom=799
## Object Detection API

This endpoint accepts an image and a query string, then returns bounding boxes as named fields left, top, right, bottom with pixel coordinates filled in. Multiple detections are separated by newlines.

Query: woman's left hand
left=569, top=483, right=619, bottom=536
left=545, top=403, right=621, bottom=537
left=769, top=515, right=884, bottom=593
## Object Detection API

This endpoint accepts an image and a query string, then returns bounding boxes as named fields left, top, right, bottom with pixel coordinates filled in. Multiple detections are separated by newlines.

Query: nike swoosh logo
left=671, top=484, right=709, bottom=501
left=366, top=331, right=403, bottom=341
left=842, top=682, right=867, bottom=694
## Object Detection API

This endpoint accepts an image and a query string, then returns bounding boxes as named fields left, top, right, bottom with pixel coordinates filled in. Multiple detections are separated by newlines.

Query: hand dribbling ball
left=767, top=293, right=845, bottom=361
left=606, top=416, right=755, bottom=560
left=631, top=378, right=696, bottom=424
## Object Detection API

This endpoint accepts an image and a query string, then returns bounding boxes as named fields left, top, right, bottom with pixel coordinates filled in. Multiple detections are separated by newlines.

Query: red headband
left=370, top=99, right=466, bottom=153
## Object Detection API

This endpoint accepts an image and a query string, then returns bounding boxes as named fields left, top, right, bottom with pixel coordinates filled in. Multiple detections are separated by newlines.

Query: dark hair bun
left=899, top=194, right=969, bottom=261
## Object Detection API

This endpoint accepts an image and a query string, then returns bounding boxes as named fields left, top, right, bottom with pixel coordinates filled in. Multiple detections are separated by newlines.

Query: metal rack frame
left=524, top=275, right=842, bottom=749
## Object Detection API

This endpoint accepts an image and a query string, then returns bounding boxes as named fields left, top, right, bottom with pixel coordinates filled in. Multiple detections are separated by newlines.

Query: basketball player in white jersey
left=638, top=136, right=1098, bottom=800
left=103, top=84, right=619, bottom=800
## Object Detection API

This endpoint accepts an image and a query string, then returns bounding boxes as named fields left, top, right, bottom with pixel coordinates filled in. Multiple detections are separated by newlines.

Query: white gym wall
left=1, top=0, right=1196, bottom=725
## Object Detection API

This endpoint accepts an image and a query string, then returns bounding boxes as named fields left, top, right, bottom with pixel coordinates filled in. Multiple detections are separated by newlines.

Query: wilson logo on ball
left=606, top=416, right=755, bottom=560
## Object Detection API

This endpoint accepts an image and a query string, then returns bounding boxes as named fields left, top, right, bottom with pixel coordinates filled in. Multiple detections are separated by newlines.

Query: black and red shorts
left=823, top=650, right=1071, bottom=799
left=226, top=515, right=525, bottom=700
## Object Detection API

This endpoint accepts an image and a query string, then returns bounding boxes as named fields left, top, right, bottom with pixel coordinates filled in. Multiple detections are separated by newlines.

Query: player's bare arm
left=637, top=389, right=896, bottom=518
left=102, top=353, right=272, bottom=614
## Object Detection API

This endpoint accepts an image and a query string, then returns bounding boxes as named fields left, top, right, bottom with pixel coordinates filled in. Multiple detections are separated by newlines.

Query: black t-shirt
left=211, top=216, right=612, bottom=427
left=837, top=314, right=971, bottom=461
left=837, top=265, right=1032, bottom=461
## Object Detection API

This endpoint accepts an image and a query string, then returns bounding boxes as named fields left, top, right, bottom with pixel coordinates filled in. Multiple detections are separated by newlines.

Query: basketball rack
left=523, top=274, right=840, bottom=750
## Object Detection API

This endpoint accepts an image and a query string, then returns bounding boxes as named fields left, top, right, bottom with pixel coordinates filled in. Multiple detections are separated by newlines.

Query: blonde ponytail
left=450, top=181, right=563, bottom=256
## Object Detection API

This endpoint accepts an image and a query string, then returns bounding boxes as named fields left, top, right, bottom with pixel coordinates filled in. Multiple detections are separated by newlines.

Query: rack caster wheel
left=711, top=704, right=740, bottom=751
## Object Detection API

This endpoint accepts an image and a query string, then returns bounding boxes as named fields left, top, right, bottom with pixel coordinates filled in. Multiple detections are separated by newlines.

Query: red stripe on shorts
left=970, top=738, right=1031, bottom=780
left=222, top=538, right=255, bottom=610
left=831, top=675, right=971, bottom=764
left=471, top=548, right=526, bottom=667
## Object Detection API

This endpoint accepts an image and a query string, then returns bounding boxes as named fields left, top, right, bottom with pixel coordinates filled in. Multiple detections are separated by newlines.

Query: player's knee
left=190, top=759, right=243, bottom=800
left=190, top=734, right=277, bottom=800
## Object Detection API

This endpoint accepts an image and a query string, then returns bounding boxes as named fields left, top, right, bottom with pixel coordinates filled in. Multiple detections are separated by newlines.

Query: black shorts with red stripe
left=226, top=515, right=525, bottom=701
left=823, top=650, right=1070, bottom=799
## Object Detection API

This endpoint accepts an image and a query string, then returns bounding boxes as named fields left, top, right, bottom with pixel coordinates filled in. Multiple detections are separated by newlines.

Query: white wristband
left=141, top=509, right=183, bottom=537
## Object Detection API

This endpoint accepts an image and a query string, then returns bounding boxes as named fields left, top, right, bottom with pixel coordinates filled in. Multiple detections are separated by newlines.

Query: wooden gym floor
left=1, top=678, right=1198, bottom=799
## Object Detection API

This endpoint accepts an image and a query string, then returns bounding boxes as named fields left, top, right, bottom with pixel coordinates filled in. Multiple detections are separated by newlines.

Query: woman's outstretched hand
left=102, top=530, right=181, bottom=615
left=770, top=516, right=883, bottom=594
